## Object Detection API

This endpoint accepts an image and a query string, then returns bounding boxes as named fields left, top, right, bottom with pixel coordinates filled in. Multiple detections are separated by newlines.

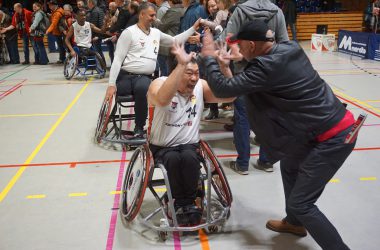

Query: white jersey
left=73, top=21, right=92, bottom=48
left=150, top=78, right=204, bottom=147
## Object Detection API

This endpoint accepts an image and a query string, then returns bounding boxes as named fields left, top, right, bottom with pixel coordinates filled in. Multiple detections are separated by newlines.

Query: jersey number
left=186, top=105, right=197, bottom=118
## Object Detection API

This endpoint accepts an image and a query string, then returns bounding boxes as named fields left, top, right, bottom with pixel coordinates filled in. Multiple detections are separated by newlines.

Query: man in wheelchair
left=64, top=9, right=104, bottom=61
left=147, top=42, right=234, bottom=225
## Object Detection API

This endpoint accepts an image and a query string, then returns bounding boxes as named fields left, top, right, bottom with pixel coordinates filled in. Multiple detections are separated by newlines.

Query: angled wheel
left=95, top=52, right=106, bottom=78
left=120, top=144, right=152, bottom=222
left=200, top=140, right=233, bottom=207
left=63, top=54, right=78, bottom=80
left=94, top=95, right=114, bottom=144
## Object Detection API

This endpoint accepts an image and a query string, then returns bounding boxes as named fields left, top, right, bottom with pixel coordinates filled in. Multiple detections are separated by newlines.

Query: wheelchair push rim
left=63, top=55, right=78, bottom=80
left=95, top=95, right=114, bottom=144
left=200, top=140, right=233, bottom=207
left=120, top=144, right=151, bottom=222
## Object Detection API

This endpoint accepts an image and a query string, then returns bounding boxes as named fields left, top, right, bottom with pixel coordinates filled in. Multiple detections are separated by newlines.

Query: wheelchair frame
left=94, top=93, right=146, bottom=149
left=119, top=140, right=232, bottom=240
left=63, top=47, right=106, bottom=80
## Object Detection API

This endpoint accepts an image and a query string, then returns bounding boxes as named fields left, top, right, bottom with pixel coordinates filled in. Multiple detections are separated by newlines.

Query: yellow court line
left=109, top=191, right=121, bottom=195
left=0, top=113, right=62, bottom=118
left=329, top=179, right=340, bottom=183
left=68, top=192, right=88, bottom=197
left=0, top=78, right=93, bottom=203
left=332, top=88, right=380, bottom=115
left=359, top=177, right=377, bottom=181
left=364, top=100, right=380, bottom=103
left=198, top=229, right=211, bottom=250
left=26, top=194, right=46, bottom=199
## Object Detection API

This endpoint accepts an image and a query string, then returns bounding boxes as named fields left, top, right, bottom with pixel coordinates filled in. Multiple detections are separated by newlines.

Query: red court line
left=105, top=150, right=127, bottom=250
left=69, top=163, right=77, bottom=168
left=0, top=146, right=379, bottom=170
left=0, top=79, right=26, bottom=101
left=335, top=94, right=380, bottom=119
left=363, top=124, right=380, bottom=127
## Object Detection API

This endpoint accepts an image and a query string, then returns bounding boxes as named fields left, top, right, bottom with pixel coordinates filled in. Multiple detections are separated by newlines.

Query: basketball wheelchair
left=63, top=46, right=106, bottom=80
left=119, top=140, right=233, bottom=241
left=95, top=92, right=146, bottom=149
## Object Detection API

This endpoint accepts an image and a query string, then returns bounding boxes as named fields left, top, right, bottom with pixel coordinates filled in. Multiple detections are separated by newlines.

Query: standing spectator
left=156, top=0, right=171, bottom=76
left=178, top=0, right=208, bottom=53
left=46, top=0, right=65, bottom=64
left=215, top=0, right=232, bottom=27
left=30, top=2, right=49, bottom=65
left=108, top=0, right=132, bottom=37
left=126, top=0, right=139, bottom=27
left=103, top=1, right=118, bottom=63
left=283, top=0, right=297, bottom=41
left=62, top=4, right=75, bottom=44
left=75, top=0, right=87, bottom=14
left=1, top=3, right=33, bottom=64
left=154, top=0, right=184, bottom=73
left=87, top=0, right=105, bottom=62
left=0, top=10, right=19, bottom=64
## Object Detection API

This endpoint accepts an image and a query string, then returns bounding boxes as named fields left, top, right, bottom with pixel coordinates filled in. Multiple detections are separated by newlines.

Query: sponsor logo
left=338, top=35, right=367, bottom=55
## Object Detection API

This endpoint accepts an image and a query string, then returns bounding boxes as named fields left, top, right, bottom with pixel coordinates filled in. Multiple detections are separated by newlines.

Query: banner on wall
left=367, top=33, right=380, bottom=61
left=337, top=30, right=369, bottom=58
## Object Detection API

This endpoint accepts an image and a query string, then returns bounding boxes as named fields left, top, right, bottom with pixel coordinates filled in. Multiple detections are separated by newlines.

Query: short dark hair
left=138, top=2, right=157, bottom=15
left=170, top=0, right=182, bottom=4
left=129, top=1, right=139, bottom=14
left=77, top=8, right=87, bottom=16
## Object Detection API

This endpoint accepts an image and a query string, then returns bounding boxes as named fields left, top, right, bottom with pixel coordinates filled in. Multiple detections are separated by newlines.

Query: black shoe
left=56, top=60, right=64, bottom=64
left=33, top=62, right=40, bottom=65
left=224, top=123, right=234, bottom=131
left=175, top=205, right=202, bottom=226
left=133, top=127, right=144, bottom=138
left=205, top=111, right=218, bottom=120
left=21, top=61, right=30, bottom=65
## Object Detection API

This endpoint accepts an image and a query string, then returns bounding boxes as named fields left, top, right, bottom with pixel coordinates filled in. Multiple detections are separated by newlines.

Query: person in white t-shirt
left=65, top=9, right=103, bottom=58
left=147, top=42, right=234, bottom=225
left=105, top=2, right=203, bottom=138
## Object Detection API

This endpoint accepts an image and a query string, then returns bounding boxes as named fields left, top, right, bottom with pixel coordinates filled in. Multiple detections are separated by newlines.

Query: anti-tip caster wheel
left=158, top=231, right=168, bottom=242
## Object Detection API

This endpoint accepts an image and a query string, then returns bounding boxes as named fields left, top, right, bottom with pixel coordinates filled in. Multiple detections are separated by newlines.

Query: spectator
left=154, top=0, right=184, bottom=73
left=46, top=0, right=65, bottom=64
left=0, top=10, right=19, bottom=64
left=215, top=0, right=232, bottom=27
left=30, top=2, right=49, bottom=65
left=126, top=0, right=139, bottom=27
left=1, top=3, right=33, bottom=64
left=87, top=0, right=105, bottom=61
left=283, top=0, right=297, bottom=41
left=178, top=0, right=208, bottom=53
left=108, top=0, right=132, bottom=36
left=156, top=0, right=171, bottom=76
left=103, top=1, right=118, bottom=63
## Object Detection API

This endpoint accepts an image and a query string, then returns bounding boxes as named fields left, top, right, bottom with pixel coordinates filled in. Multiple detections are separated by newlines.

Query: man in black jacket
left=87, top=0, right=105, bottom=61
left=200, top=19, right=358, bottom=250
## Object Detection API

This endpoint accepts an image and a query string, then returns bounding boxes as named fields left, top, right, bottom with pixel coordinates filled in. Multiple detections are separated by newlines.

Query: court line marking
left=0, top=113, right=62, bottom=118
left=329, top=179, right=340, bottom=183
left=69, top=163, right=77, bottom=169
left=0, top=78, right=93, bottom=203
left=359, top=177, right=377, bottom=181
left=334, top=90, right=380, bottom=118
left=68, top=193, right=88, bottom=197
left=109, top=191, right=121, bottom=195
left=174, top=231, right=182, bottom=250
left=0, top=79, right=27, bottom=101
left=26, top=194, right=46, bottom=199
left=0, top=147, right=379, bottom=170
left=0, top=65, right=30, bottom=81
left=199, top=229, right=210, bottom=250
left=105, top=150, right=127, bottom=250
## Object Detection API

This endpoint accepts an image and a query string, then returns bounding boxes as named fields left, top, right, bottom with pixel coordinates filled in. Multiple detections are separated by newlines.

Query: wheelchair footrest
left=150, top=179, right=166, bottom=187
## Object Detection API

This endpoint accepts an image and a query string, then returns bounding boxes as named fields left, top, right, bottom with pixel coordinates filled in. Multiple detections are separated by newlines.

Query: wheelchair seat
left=116, top=94, right=135, bottom=103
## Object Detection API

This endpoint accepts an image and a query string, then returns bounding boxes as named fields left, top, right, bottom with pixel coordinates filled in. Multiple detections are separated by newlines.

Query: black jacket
left=109, top=7, right=131, bottom=34
left=201, top=41, right=346, bottom=162
left=86, top=6, right=104, bottom=33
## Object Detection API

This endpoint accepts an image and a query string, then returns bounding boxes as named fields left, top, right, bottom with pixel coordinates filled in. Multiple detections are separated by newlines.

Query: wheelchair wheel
left=94, top=95, right=113, bottom=144
left=200, top=140, right=233, bottom=207
left=95, top=52, right=106, bottom=78
left=63, top=54, right=78, bottom=80
left=120, top=144, right=152, bottom=222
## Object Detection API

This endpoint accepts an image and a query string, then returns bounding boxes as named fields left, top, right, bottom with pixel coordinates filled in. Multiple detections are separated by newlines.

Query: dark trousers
left=106, top=40, right=114, bottom=63
left=280, top=125, right=356, bottom=250
left=54, top=35, right=66, bottom=61
left=5, top=38, right=19, bottom=64
left=233, top=96, right=251, bottom=169
left=150, top=143, right=201, bottom=207
left=93, top=39, right=105, bottom=62
left=32, top=38, right=49, bottom=64
left=22, top=33, right=31, bottom=62
left=157, top=54, right=168, bottom=76
left=116, top=71, right=152, bottom=129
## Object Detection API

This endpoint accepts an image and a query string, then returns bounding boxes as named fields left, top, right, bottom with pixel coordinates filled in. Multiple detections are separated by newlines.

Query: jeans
left=54, top=35, right=66, bottom=61
left=106, top=40, right=114, bottom=63
left=5, top=38, right=19, bottom=64
left=157, top=54, right=168, bottom=76
left=32, top=37, right=49, bottom=64
left=233, top=96, right=250, bottom=170
left=280, top=125, right=355, bottom=250
left=22, top=33, right=31, bottom=62
left=115, top=71, right=152, bottom=129
left=287, top=23, right=297, bottom=41
left=92, top=39, right=105, bottom=62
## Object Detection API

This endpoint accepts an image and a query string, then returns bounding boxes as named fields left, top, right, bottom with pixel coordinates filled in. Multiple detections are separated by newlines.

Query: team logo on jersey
left=171, top=101, right=178, bottom=110
left=139, top=38, right=145, bottom=47
left=190, top=95, right=196, bottom=105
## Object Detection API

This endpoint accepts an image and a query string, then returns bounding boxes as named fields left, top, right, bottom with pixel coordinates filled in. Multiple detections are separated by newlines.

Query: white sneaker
left=229, top=161, right=249, bottom=175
